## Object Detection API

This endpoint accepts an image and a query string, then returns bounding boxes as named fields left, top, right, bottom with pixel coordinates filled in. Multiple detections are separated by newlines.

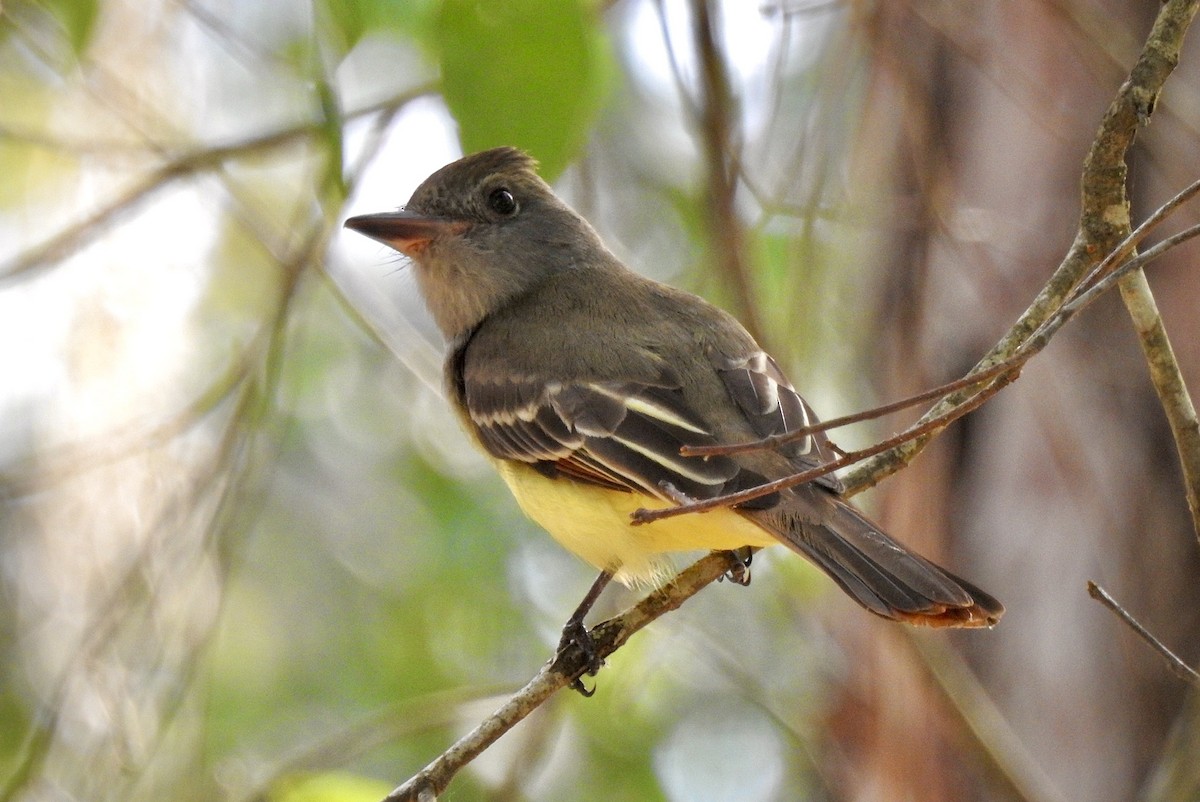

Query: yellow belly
left=496, top=461, right=778, bottom=586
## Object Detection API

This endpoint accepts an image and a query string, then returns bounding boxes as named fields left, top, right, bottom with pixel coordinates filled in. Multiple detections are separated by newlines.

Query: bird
left=344, top=146, right=1003, bottom=654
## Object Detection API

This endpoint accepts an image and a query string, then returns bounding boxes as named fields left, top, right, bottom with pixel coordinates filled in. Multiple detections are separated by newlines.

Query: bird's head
left=345, top=147, right=607, bottom=339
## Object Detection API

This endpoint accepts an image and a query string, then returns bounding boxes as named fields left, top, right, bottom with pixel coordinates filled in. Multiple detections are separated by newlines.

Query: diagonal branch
left=1087, top=581, right=1200, bottom=684
left=682, top=354, right=1025, bottom=458
left=1117, top=264, right=1200, bottom=544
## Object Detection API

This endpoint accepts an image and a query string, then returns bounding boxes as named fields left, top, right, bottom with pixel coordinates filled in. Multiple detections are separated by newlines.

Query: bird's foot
left=719, top=547, right=753, bottom=586
left=557, top=619, right=603, bottom=697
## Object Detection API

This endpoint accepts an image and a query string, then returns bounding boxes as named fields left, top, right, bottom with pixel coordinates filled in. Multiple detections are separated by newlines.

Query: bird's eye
left=487, top=188, right=518, bottom=217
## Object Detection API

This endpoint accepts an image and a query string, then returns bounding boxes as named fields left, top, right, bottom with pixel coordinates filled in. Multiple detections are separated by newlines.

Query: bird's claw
left=558, top=619, right=604, bottom=697
left=719, top=547, right=753, bottom=586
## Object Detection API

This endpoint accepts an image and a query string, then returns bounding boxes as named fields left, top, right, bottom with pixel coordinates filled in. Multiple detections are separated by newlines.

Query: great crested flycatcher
left=345, top=147, right=1003, bottom=635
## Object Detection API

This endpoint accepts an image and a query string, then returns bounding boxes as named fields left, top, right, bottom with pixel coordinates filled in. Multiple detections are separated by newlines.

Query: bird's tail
left=767, top=495, right=1003, bottom=628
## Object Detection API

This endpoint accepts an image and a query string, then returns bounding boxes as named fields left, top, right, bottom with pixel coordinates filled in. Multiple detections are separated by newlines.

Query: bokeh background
left=2, top=1, right=1199, bottom=801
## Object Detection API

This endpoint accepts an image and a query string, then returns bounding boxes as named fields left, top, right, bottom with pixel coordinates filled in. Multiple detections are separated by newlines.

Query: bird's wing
left=461, top=372, right=773, bottom=503
left=714, top=350, right=844, bottom=493
left=456, top=344, right=841, bottom=504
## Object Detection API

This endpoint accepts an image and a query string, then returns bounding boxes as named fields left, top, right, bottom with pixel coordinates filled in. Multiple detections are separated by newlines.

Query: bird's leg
left=657, top=480, right=754, bottom=585
left=557, top=569, right=614, bottom=697
left=719, top=547, right=753, bottom=586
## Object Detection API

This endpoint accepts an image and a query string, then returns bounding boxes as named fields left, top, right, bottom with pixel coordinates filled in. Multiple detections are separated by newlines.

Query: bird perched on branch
left=345, top=147, right=1002, bottom=661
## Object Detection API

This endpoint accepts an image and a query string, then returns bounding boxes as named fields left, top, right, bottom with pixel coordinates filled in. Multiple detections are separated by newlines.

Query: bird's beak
left=343, top=211, right=467, bottom=256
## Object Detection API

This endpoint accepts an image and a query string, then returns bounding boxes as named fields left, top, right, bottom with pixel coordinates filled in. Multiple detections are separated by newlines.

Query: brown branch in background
left=1117, top=268, right=1200, bottom=544
left=1087, top=581, right=1200, bottom=684
left=689, top=0, right=767, bottom=345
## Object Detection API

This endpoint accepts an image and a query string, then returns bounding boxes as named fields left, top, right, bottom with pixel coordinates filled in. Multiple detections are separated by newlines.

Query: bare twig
left=689, top=0, right=767, bottom=346
left=1067, top=178, right=1200, bottom=300
left=841, top=0, right=1200, bottom=494
left=1057, top=178, right=1200, bottom=543
left=1087, top=581, right=1200, bottom=684
left=1061, top=222, right=1200, bottom=315
left=635, top=367, right=1014, bottom=522
left=650, top=209, right=1200, bottom=521
left=1076, top=0, right=1200, bottom=543
left=682, top=354, right=1025, bottom=458
left=1116, top=256, right=1200, bottom=544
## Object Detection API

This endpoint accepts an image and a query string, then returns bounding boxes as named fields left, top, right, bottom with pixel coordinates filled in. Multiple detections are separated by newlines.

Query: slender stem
left=636, top=369, right=1014, bottom=523
left=1087, top=582, right=1200, bottom=684
left=683, top=355, right=1024, bottom=458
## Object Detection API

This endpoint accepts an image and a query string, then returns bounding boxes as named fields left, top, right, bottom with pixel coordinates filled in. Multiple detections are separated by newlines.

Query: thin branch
left=690, top=0, right=767, bottom=346
left=1087, top=581, right=1200, bottom=684
left=635, top=365, right=1015, bottom=523
left=662, top=208, right=1195, bottom=521
left=1061, top=222, right=1200, bottom=314
left=1076, top=0, right=1200, bottom=543
left=1057, top=174, right=1200, bottom=542
left=1067, top=177, right=1200, bottom=300
left=1117, top=269, right=1200, bottom=542
left=683, top=354, right=1025, bottom=458
left=1011, top=221, right=1200, bottom=359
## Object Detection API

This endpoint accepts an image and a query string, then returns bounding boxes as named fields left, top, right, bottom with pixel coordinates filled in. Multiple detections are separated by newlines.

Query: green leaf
left=434, top=0, right=613, bottom=179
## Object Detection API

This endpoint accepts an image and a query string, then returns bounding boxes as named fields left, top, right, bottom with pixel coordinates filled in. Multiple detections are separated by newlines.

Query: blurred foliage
left=320, top=0, right=437, bottom=54
left=11, top=0, right=1193, bottom=801
left=1, top=0, right=99, bottom=57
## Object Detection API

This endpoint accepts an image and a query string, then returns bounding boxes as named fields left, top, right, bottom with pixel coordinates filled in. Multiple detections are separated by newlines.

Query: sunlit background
left=2, top=1, right=1199, bottom=801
